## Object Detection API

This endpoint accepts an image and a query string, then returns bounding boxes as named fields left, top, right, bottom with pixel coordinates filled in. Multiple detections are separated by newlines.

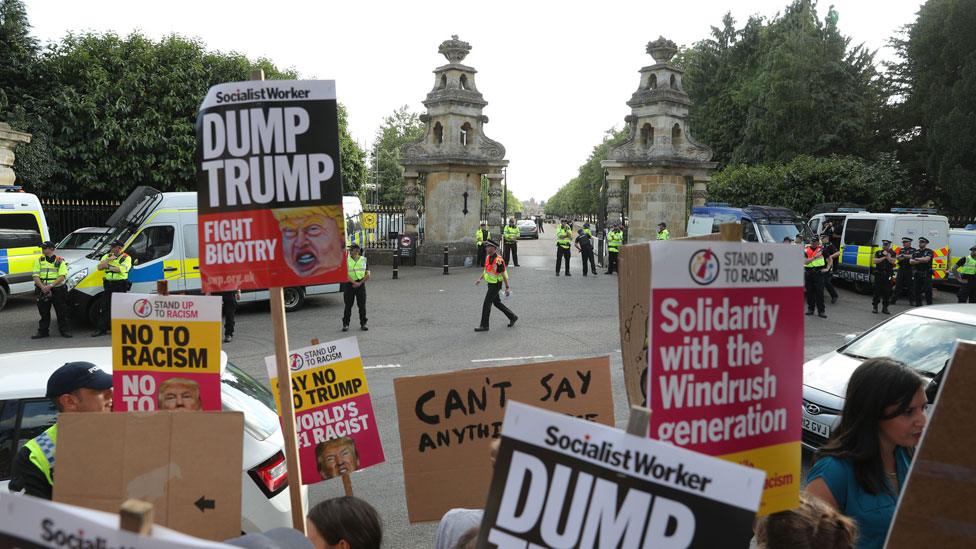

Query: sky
left=24, top=0, right=925, bottom=203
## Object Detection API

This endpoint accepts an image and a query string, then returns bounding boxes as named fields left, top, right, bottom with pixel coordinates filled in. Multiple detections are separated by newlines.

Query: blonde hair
left=754, top=492, right=858, bottom=549
left=271, top=205, right=342, bottom=226
left=157, top=378, right=201, bottom=407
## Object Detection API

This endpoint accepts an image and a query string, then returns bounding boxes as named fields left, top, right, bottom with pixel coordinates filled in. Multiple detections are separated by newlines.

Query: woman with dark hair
left=805, top=358, right=928, bottom=549
left=307, top=496, right=382, bottom=549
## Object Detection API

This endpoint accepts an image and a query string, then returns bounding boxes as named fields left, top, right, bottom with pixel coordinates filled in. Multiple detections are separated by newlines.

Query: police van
left=829, top=211, right=950, bottom=291
left=945, top=228, right=976, bottom=287
left=0, top=189, right=51, bottom=311
left=687, top=205, right=813, bottom=243
left=63, top=187, right=345, bottom=325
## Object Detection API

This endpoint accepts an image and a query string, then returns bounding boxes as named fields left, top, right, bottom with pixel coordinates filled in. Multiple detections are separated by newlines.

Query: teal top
left=807, top=447, right=912, bottom=549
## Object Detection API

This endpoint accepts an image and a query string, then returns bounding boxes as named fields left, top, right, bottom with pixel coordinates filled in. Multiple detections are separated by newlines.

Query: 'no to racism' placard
left=478, top=402, right=765, bottom=548
left=648, top=241, right=803, bottom=515
left=265, top=337, right=384, bottom=484
left=112, top=293, right=223, bottom=412
left=195, top=80, right=346, bottom=292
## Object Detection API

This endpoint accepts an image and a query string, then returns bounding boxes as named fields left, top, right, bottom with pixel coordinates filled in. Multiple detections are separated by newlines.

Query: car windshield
left=757, top=222, right=811, bottom=243
left=842, top=313, right=976, bottom=375
left=221, top=362, right=279, bottom=440
left=58, top=230, right=108, bottom=250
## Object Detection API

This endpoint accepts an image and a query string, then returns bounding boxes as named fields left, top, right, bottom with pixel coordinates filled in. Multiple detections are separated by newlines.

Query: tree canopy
left=368, top=106, right=425, bottom=206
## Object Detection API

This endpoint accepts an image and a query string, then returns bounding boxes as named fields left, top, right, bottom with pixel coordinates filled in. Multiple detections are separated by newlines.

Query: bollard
left=443, top=245, right=449, bottom=275
left=393, top=250, right=399, bottom=280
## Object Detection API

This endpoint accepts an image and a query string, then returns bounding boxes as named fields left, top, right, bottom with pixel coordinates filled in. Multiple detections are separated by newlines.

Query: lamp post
left=502, top=167, right=508, bottom=220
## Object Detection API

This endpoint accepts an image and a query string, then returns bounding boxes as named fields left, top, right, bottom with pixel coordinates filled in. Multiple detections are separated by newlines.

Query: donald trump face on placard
left=158, top=378, right=203, bottom=411
left=272, top=206, right=344, bottom=278
left=316, top=437, right=359, bottom=479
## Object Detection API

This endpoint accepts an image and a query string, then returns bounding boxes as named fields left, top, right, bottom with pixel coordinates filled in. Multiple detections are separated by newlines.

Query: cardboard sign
left=196, top=80, right=346, bottom=292
left=886, top=340, right=976, bottom=547
left=264, top=337, right=384, bottom=484
left=646, top=240, right=803, bottom=515
left=112, top=293, right=222, bottom=412
left=478, top=401, right=765, bottom=548
left=53, top=412, right=244, bottom=541
left=394, top=356, right=614, bottom=523
left=0, top=492, right=227, bottom=548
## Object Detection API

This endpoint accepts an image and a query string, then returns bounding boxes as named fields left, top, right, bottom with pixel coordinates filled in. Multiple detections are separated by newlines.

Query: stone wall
left=628, top=173, right=687, bottom=242
left=423, top=171, right=482, bottom=242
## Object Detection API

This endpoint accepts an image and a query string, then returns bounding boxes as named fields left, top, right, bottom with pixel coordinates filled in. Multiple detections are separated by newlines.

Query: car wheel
left=853, top=280, right=872, bottom=294
left=88, top=293, right=106, bottom=326
left=0, top=284, right=8, bottom=312
left=284, top=287, right=306, bottom=312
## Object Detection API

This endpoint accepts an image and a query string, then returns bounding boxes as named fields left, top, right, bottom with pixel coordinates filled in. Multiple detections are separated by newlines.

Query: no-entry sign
left=400, top=235, right=412, bottom=248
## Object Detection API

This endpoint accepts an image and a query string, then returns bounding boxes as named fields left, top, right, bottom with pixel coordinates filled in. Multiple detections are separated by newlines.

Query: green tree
left=369, top=106, right=424, bottom=206
left=0, top=0, right=38, bottom=113
left=336, top=104, right=367, bottom=197
left=546, top=128, right=629, bottom=216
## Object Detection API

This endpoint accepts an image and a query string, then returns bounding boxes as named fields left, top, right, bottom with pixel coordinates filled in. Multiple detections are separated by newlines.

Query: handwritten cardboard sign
left=393, top=356, right=614, bottom=523
left=112, top=293, right=222, bottom=412
left=265, top=337, right=384, bottom=484
left=479, top=401, right=764, bottom=548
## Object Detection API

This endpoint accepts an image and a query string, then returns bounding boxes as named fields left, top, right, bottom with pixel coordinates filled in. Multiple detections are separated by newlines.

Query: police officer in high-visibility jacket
left=342, top=243, right=370, bottom=332
left=657, top=222, right=670, bottom=240
left=910, top=236, right=935, bottom=306
left=804, top=239, right=828, bottom=318
left=31, top=241, right=71, bottom=339
left=92, top=240, right=131, bottom=337
left=891, top=237, right=915, bottom=306
left=9, top=361, right=113, bottom=499
left=475, top=239, right=517, bottom=332
left=503, top=218, right=520, bottom=267
left=475, top=222, right=490, bottom=267
left=606, top=223, right=624, bottom=274
left=952, top=245, right=976, bottom=303
left=556, top=220, right=573, bottom=276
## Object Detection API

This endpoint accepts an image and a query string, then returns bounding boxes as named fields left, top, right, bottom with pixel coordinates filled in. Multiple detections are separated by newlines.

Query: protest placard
left=886, top=340, right=976, bottom=548
left=477, top=401, right=765, bottom=548
left=112, top=293, right=222, bottom=412
left=646, top=240, right=803, bottom=515
left=394, top=356, right=614, bottom=522
left=265, top=337, right=384, bottom=484
left=196, top=79, right=346, bottom=293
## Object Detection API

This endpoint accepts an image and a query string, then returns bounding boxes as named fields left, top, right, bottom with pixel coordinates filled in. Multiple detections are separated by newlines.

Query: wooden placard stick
left=156, top=280, right=169, bottom=296
left=311, top=338, right=354, bottom=497
left=118, top=499, right=153, bottom=535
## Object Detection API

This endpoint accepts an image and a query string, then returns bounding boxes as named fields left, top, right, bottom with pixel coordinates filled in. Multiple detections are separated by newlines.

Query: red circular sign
left=400, top=235, right=412, bottom=248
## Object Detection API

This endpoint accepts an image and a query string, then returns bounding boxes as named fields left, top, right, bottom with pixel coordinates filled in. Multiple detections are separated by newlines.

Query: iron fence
left=360, top=205, right=425, bottom=249
left=41, top=198, right=120, bottom=241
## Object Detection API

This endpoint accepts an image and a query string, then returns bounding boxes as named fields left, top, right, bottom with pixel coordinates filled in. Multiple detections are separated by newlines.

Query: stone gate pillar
left=403, top=171, right=421, bottom=236
left=0, top=122, right=32, bottom=187
left=486, top=172, right=504, bottom=238
left=606, top=172, right=626, bottom=226
left=692, top=175, right=710, bottom=207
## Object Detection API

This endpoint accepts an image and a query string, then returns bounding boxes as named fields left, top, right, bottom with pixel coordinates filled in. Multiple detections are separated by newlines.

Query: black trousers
left=824, top=270, right=838, bottom=300
left=607, top=251, right=619, bottom=274
left=556, top=247, right=571, bottom=274
left=913, top=271, right=933, bottom=306
left=805, top=269, right=825, bottom=313
left=872, top=273, right=892, bottom=308
left=581, top=250, right=596, bottom=275
left=504, top=241, right=519, bottom=266
left=99, top=280, right=129, bottom=331
left=477, top=244, right=486, bottom=268
left=959, top=276, right=976, bottom=303
left=36, top=286, right=69, bottom=335
left=480, top=281, right=515, bottom=328
left=221, top=291, right=237, bottom=336
left=342, top=282, right=367, bottom=326
left=893, top=268, right=914, bottom=304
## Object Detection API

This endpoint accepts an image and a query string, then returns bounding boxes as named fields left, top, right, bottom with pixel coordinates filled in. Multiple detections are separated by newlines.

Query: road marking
left=471, top=354, right=554, bottom=363
left=365, top=364, right=402, bottom=370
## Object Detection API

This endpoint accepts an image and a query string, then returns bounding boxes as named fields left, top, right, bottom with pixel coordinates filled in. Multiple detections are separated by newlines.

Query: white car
left=802, top=304, right=976, bottom=450
left=0, top=347, right=306, bottom=533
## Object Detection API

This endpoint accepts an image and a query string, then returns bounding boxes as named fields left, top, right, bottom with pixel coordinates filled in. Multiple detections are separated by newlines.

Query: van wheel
left=283, top=287, right=305, bottom=312
left=88, top=294, right=106, bottom=326
left=0, top=285, right=8, bottom=312
left=853, top=280, right=872, bottom=294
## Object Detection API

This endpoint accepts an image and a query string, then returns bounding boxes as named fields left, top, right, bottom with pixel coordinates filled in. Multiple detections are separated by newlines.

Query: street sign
left=362, top=212, right=377, bottom=229
left=400, top=235, right=412, bottom=248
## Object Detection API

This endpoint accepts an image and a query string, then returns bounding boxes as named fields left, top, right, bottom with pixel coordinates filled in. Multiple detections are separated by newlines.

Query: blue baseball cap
left=46, top=362, right=112, bottom=398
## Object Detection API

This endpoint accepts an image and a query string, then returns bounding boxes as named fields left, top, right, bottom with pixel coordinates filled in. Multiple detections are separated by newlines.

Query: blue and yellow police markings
left=0, top=246, right=42, bottom=278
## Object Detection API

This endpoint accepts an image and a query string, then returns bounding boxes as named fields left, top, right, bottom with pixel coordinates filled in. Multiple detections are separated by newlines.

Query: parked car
left=0, top=346, right=306, bottom=533
left=801, top=304, right=976, bottom=450
left=687, top=205, right=813, bottom=244
left=517, top=219, right=539, bottom=239
left=56, top=227, right=111, bottom=252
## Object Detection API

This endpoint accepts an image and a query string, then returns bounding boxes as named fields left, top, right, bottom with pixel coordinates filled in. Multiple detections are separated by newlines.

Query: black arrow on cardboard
left=194, top=496, right=216, bottom=512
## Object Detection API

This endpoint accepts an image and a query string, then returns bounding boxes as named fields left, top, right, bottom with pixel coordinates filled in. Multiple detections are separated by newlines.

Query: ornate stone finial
left=438, top=35, right=472, bottom=64
left=646, top=36, right=678, bottom=63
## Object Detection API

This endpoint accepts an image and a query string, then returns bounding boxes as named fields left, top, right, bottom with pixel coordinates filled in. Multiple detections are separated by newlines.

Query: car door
left=180, top=211, right=200, bottom=294
left=125, top=224, right=182, bottom=293
left=0, top=398, right=57, bottom=489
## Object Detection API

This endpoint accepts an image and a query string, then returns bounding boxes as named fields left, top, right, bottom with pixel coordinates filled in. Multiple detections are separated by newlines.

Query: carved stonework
left=646, top=36, right=678, bottom=63
left=438, top=35, right=472, bottom=64
left=0, top=122, right=32, bottom=187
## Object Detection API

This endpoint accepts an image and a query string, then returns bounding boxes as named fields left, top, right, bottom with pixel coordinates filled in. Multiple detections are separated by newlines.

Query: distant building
left=522, top=197, right=543, bottom=217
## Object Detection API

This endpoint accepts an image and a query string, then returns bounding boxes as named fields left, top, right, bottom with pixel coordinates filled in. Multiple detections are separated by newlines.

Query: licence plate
left=803, top=417, right=830, bottom=438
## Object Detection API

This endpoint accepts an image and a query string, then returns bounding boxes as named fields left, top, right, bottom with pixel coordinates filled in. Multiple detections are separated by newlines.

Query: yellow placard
left=111, top=318, right=222, bottom=374
left=362, top=212, right=377, bottom=230
left=272, top=357, right=370, bottom=413
left=720, top=441, right=801, bottom=515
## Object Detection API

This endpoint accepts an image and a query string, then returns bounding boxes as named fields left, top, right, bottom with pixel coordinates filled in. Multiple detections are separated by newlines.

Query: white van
left=835, top=212, right=950, bottom=291
left=946, top=228, right=976, bottom=287
left=0, top=190, right=51, bottom=310
left=64, top=187, right=341, bottom=325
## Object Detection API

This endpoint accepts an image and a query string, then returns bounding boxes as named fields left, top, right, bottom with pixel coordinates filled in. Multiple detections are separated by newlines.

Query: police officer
left=872, top=240, right=897, bottom=314
left=952, top=245, right=976, bottom=303
left=556, top=220, right=573, bottom=276
left=582, top=223, right=593, bottom=238
left=891, top=237, right=915, bottom=305
left=92, top=240, right=131, bottom=337
left=910, top=236, right=935, bottom=306
left=502, top=218, right=520, bottom=267
left=220, top=290, right=239, bottom=343
left=575, top=228, right=598, bottom=276
left=475, top=222, right=490, bottom=267
left=475, top=239, right=516, bottom=332
left=31, top=241, right=71, bottom=339
left=605, top=223, right=624, bottom=274
left=804, top=238, right=828, bottom=318
left=820, top=233, right=840, bottom=304
left=342, top=243, right=370, bottom=332
left=657, top=222, right=670, bottom=240
left=9, top=362, right=113, bottom=499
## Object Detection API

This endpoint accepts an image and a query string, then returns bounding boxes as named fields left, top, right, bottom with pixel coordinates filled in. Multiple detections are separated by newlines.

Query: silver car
left=802, top=304, right=976, bottom=450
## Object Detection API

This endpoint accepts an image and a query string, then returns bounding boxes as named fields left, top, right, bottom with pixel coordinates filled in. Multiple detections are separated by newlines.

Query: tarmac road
left=0, top=224, right=959, bottom=545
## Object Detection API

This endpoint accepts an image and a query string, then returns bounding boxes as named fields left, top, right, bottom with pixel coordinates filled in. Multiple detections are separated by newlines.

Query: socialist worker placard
left=196, top=80, right=346, bottom=292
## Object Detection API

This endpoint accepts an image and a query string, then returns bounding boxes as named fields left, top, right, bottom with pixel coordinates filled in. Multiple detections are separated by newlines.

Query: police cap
left=46, top=361, right=112, bottom=399
left=41, top=240, right=56, bottom=249
left=484, top=239, right=499, bottom=248
left=881, top=239, right=892, bottom=245
left=110, top=239, right=125, bottom=247
left=970, top=245, right=976, bottom=251
left=348, top=243, right=361, bottom=250
left=901, top=237, right=913, bottom=242
left=918, top=237, right=929, bottom=244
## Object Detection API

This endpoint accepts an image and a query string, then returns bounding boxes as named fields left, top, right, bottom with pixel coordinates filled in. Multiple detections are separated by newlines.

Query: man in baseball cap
left=9, top=362, right=113, bottom=499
